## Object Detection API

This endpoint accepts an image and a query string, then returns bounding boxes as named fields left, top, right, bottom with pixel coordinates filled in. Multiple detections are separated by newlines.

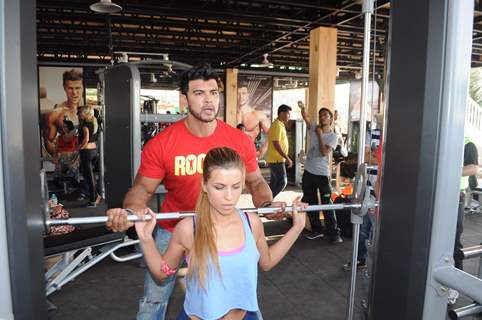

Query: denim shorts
left=176, top=308, right=258, bottom=320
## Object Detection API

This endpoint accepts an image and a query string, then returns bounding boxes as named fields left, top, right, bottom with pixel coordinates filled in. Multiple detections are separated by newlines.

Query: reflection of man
left=237, top=83, right=270, bottom=155
left=44, top=69, right=83, bottom=160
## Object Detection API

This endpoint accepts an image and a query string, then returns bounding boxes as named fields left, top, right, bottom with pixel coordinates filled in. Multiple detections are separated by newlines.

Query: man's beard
left=188, top=105, right=219, bottom=123
left=68, top=97, right=80, bottom=106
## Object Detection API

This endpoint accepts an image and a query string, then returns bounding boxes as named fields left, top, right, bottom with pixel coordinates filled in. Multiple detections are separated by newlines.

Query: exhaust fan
left=251, top=54, right=274, bottom=68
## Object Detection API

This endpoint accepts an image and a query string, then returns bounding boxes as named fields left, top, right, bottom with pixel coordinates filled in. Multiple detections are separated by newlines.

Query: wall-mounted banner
left=237, top=74, right=273, bottom=157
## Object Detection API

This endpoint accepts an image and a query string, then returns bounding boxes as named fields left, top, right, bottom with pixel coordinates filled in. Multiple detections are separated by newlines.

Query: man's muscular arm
left=106, top=175, right=162, bottom=232
left=123, top=175, right=161, bottom=209
left=44, top=109, right=62, bottom=157
left=245, top=168, right=285, bottom=220
left=259, top=112, right=271, bottom=134
left=315, top=127, right=332, bottom=156
left=298, top=102, right=312, bottom=129
left=245, top=168, right=272, bottom=207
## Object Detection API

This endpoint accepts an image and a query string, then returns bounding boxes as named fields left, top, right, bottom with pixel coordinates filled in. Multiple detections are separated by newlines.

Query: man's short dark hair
left=277, top=104, right=292, bottom=115
left=238, top=81, right=249, bottom=89
left=319, top=107, right=333, bottom=119
left=62, top=69, right=83, bottom=86
left=179, top=63, right=223, bottom=95
left=62, top=119, right=75, bottom=132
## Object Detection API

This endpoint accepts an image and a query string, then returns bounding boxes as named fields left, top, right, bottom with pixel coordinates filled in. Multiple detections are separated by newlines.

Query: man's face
left=63, top=80, right=83, bottom=106
left=280, top=110, right=291, bottom=123
left=184, top=79, right=219, bottom=123
left=237, top=86, right=249, bottom=107
left=319, top=110, right=332, bottom=126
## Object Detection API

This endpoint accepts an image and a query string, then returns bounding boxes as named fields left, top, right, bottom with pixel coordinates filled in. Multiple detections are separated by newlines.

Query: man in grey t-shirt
left=299, top=102, right=342, bottom=243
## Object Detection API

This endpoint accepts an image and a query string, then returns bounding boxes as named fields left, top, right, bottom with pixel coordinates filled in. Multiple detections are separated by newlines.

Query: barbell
left=46, top=163, right=376, bottom=227
left=46, top=202, right=376, bottom=226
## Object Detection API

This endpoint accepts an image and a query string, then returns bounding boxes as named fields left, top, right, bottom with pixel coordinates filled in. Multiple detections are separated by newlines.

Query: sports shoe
left=305, top=232, right=324, bottom=240
left=86, top=202, right=97, bottom=208
left=342, top=260, right=367, bottom=271
left=331, top=235, right=344, bottom=244
left=76, top=193, right=87, bottom=201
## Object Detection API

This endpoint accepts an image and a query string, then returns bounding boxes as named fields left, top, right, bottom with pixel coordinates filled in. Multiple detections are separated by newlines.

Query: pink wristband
left=160, top=260, right=177, bottom=276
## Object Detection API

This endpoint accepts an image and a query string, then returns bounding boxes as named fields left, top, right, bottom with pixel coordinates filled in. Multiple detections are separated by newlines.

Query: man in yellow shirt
left=266, top=104, right=292, bottom=197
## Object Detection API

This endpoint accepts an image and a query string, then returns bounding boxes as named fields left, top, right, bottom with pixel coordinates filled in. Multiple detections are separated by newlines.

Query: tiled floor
left=46, top=187, right=482, bottom=320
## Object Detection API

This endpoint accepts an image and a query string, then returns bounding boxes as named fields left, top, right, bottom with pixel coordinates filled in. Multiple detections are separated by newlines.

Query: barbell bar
left=46, top=202, right=377, bottom=226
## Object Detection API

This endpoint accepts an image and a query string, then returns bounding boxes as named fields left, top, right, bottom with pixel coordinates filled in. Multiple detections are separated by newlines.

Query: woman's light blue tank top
left=184, top=210, right=260, bottom=320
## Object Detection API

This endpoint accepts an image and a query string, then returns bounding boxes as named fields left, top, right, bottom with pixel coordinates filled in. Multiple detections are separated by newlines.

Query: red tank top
left=57, top=135, right=78, bottom=152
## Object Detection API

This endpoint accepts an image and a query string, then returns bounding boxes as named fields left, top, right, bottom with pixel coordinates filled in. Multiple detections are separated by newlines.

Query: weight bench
left=44, top=226, right=141, bottom=297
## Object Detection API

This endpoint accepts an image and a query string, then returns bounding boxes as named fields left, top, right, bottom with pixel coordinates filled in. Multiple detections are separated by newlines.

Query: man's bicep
left=123, top=174, right=162, bottom=208
left=133, top=174, right=163, bottom=194
left=245, top=169, right=272, bottom=207
left=46, top=111, right=60, bottom=139
left=245, top=168, right=264, bottom=188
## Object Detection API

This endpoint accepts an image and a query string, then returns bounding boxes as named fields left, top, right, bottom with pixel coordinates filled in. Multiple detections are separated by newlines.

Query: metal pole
left=347, top=1, right=373, bottom=320
left=449, top=303, right=482, bottom=319
left=423, top=1, right=474, bottom=318
left=433, top=265, right=482, bottom=306
left=98, top=128, right=106, bottom=199
left=347, top=222, right=361, bottom=320
left=98, top=74, right=106, bottom=199
left=461, top=245, right=482, bottom=260
left=356, top=0, right=373, bottom=168
left=479, top=255, right=482, bottom=279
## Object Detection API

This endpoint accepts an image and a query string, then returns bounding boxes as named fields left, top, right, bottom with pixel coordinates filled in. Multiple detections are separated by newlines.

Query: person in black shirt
left=78, top=106, right=100, bottom=207
left=454, top=139, right=479, bottom=269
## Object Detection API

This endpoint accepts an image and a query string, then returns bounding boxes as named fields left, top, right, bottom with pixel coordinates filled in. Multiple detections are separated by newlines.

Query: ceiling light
left=262, top=54, right=270, bottom=65
left=90, top=0, right=122, bottom=13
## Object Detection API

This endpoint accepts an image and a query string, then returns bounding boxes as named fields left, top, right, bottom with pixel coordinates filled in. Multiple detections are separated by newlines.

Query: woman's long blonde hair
left=188, top=147, right=245, bottom=288
left=79, top=106, right=98, bottom=135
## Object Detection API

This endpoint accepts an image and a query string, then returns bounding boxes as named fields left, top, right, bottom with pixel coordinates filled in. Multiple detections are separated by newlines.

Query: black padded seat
left=44, top=226, right=124, bottom=257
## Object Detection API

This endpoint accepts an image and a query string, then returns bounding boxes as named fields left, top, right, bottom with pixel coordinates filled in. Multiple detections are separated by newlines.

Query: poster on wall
left=348, top=80, right=379, bottom=122
left=272, top=88, right=306, bottom=121
left=237, top=74, right=273, bottom=157
left=39, top=66, right=85, bottom=183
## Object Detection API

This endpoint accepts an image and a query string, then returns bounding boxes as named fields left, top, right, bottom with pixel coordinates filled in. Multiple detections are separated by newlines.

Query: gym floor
left=46, top=187, right=482, bottom=320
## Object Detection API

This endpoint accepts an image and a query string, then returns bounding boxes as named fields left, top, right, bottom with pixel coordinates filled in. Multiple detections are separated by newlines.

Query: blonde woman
left=78, top=106, right=99, bottom=207
left=129, top=147, right=306, bottom=320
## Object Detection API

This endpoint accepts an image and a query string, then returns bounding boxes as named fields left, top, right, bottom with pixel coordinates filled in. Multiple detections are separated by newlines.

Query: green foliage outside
left=469, top=68, right=482, bottom=106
